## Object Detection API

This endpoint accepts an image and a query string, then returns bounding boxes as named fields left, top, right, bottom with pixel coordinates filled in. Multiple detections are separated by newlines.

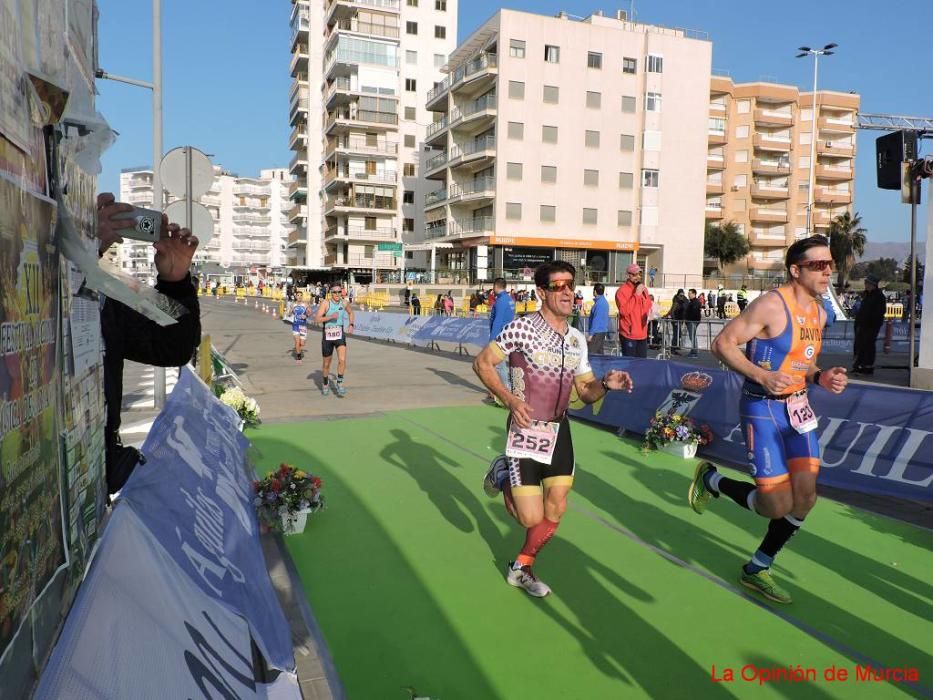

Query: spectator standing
left=587, top=283, right=610, bottom=355
left=411, top=292, right=421, bottom=316
left=648, top=266, right=658, bottom=286
left=707, top=288, right=717, bottom=318
left=685, top=288, right=702, bottom=357
left=648, top=295, right=661, bottom=347
left=488, top=277, right=516, bottom=400
left=614, top=263, right=652, bottom=357
left=666, top=289, right=688, bottom=355
left=717, top=290, right=727, bottom=319
left=853, top=275, right=886, bottom=375
left=737, top=284, right=749, bottom=311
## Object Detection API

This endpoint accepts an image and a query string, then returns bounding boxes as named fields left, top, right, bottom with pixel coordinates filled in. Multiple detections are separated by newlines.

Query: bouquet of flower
left=642, top=412, right=713, bottom=452
left=219, top=386, right=261, bottom=426
left=253, top=463, right=325, bottom=532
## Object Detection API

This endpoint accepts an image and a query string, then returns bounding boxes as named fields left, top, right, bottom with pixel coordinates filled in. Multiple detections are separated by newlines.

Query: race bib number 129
left=506, top=421, right=560, bottom=464
left=787, top=393, right=818, bottom=434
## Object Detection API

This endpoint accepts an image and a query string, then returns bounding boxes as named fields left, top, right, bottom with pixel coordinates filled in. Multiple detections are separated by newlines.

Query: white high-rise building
left=118, top=166, right=293, bottom=282
left=287, top=0, right=458, bottom=281
left=421, top=9, right=712, bottom=283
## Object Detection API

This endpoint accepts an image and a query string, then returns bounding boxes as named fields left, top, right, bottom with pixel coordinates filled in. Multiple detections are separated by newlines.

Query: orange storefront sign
left=489, top=235, right=639, bottom=252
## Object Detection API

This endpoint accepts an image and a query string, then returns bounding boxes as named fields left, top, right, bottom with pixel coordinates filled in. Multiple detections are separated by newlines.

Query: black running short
left=505, top=415, right=575, bottom=496
left=321, top=336, right=347, bottom=357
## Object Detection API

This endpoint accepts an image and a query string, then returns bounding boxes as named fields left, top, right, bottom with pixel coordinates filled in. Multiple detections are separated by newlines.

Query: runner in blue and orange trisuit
left=473, top=261, right=633, bottom=598
left=689, top=235, right=848, bottom=604
left=290, top=290, right=309, bottom=363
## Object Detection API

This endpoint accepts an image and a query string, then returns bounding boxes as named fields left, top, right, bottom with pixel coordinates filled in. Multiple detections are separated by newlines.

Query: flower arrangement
left=219, top=386, right=261, bottom=426
left=253, top=463, right=325, bottom=533
left=642, top=412, right=713, bottom=453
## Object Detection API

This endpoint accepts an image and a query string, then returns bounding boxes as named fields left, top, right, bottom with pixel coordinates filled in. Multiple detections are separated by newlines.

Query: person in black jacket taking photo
left=852, top=275, right=886, bottom=376
left=96, top=193, right=202, bottom=494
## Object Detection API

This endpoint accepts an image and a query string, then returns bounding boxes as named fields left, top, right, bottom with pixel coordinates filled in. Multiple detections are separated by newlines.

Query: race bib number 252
left=506, top=421, right=560, bottom=464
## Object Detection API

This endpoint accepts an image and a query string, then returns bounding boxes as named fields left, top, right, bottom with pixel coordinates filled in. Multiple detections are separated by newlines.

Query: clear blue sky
left=97, top=0, right=932, bottom=244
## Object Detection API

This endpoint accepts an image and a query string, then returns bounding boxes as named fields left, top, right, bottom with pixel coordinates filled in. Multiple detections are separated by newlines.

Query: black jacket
left=855, top=288, right=886, bottom=331
left=668, top=294, right=688, bottom=320
left=102, top=274, right=201, bottom=492
left=685, top=298, right=702, bottom=322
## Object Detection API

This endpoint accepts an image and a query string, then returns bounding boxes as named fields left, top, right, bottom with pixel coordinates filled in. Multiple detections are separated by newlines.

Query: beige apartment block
left=706, top=76, right=859, bottom=276
left=287, top=0, right=457, bottom=281
left=421, top=8, right=711, bottom=284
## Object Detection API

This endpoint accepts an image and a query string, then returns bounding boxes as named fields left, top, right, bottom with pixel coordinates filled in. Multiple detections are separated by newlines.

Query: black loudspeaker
left=876, top=131, right=917, bottom=190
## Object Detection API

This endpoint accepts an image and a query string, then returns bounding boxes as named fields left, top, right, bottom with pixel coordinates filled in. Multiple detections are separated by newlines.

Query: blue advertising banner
left=410, top=315, right=490, bottom=347
left=118, top=368, right=295, bottom=671
left=352, top=311, right=430, bottom=344
left=572, top=357, right=933, bottom=501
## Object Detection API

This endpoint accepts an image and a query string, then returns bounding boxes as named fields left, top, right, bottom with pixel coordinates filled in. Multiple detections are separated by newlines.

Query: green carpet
left=250, top=406, right=933, bottom=700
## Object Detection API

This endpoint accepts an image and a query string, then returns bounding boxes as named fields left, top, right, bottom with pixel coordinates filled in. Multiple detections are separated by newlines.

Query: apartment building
left=287, top=0, right=457, bottom=280
left=419, top=9, right=711, bottom=283
left=118, top=166, right=292, bottom=282
left=706, top=77, right=859, bottom=275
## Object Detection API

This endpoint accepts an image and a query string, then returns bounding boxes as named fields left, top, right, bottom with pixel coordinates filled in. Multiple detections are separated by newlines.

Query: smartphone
left=111, top=206, right=162, bottom=243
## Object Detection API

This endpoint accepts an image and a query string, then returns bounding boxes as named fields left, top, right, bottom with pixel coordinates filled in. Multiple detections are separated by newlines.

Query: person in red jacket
left=614, top=263, right=653, bottom=357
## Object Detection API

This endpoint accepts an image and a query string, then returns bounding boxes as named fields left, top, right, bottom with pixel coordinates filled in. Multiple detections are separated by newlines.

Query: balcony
left=289, top=45, right=309, bottom=78
left=289, top=153, right=308, bottom=174
left=709, top=101, right=727, bottom=113
left=753, top=134, right=792, bottom=152
left=287, top=228, right=306, bottom=247
left=428, top=52, right=498, bottom=108
left=289, top=181, right=308, bottom=201
left=449, top=216, right=495, bottom=237
left=748, top=228, right=788, bottom=247
left=752, top=159, right=791, bottom=175
left=815, top=163, right=853, bottom=181
left=234, top=182, right=271, bottom=197
left=448, top=135, right=496, bottom=171
left=326, top=17, right=400, bottom=43
left=325, top=0, right=400, bottom=27
left=233, top=226, right=271, bottom=238
left=753, top=108, right=793, bottom=127
left=749, top=207, right=788, bottom=223
left=325, top=109, right=398, bottom=134
left=448, top=176, right=496, bottom=205
left=288, top=204, right=307, bottom=223
left=323, top=169, right=397, bottom=189
left=707, top=154, right=725, bottom=170
left=816, top=141, right=855, bottom=157
left=707, top=130, right=727, bottom=145
left=814, top=187, right=852, bottom=205
left=323, top=195, right=396, bottom=215
left=818, top=115, right=855, bottom=133
left=232, top=213, right=272, bottom=226
left=751, top=183, right=789, bottom=199
left=424, top=187, right=448, bottom=209
left=704, top=205, right=724, bottom=220
left=289, top=125, right=307, bottom=150
left=424, top=150, right=448, bottom=178
left=425, top=115, right=449, bottom=145
left=325, top=253, right=399, bottom=269
left=289, top=96, right=309, bottom=126
left=325, top=137, right=398, bottom=159
left=324, top=225, right=397, bottom=241
left=425, top=224, right=447, bottom=239
left=200, top=194, right=222, bottom=207
left=325, top=47, right=399, bottom=79
left=747, top=256, right=784, bottom=272
left=705, top=181, right=724, bottom=195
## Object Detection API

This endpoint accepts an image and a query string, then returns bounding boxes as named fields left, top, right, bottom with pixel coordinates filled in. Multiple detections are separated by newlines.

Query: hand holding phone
left=110, top=205, right=163, bottom=243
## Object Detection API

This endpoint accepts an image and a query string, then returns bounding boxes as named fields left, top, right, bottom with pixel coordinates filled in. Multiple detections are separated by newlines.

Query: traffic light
left=876, top=131, right=917, bottom=190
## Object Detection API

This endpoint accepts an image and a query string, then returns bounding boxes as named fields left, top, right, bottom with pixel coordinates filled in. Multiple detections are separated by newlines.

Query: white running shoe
left=483, top=455, right=508, bottom=497
left=507, top=561, right=551, bottom=598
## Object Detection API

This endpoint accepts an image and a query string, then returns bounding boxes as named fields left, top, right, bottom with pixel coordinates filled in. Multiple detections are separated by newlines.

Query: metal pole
left=806, top=53, right=819, bottom=236
left=153, top=0, right=166, bottom=409
left=909, top=184, right=918, bottom=385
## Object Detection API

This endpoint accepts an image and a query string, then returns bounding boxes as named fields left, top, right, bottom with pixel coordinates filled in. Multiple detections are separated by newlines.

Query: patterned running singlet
left=492, top=312, right=594, bottom=423
left=743, top=286, right=823, bottom=395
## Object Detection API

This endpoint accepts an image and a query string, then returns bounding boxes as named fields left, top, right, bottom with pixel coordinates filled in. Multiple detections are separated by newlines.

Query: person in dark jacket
left=685, top=288, right=702, bottom=357
left=852, top=275, right=887, bottom=375
left=97, top=193, right=201, bottom=494
left=666, top=289, right=688, bottom=354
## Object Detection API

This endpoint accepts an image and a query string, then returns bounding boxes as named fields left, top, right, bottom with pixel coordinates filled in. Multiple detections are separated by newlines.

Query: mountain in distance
left=859, top=240, right=926, bottom=264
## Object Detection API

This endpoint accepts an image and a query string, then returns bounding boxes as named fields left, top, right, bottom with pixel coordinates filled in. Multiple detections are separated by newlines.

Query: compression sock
left=706, top=472, right=757, bottom=512
left=322, top=377, right=329, bottom=386
left=337, top=374, right=344, bottom=384
left=515, top=518, right=560, bottom=567
left=744, top=515, right=804, bottom=574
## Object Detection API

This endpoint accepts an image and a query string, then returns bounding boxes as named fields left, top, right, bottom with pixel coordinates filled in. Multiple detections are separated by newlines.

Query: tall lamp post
left=795, top=43, right=837, bottom=237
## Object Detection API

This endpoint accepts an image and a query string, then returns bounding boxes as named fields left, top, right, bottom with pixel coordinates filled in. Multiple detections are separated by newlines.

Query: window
left=621, top=96, right=636, bottom=113
left=435, top=0, right=446, bottom=9
left=709, top=117, right=726, bottom=132
left=582, top=208, right=598, bottom=224
left=510, top=39, right=526, bottom=58
left=403, top=163, right=416, bottom=177
left=404, top=106, right=416, bottom=120
left=736, top=125, right=750, bottom=138
left=737, top=99, right=751, bottom=114
left=585, top=130, right=600, bottom=148
left=647, top=54, right=663, bottom=73
left=407, top=0, right=417, bottom=5
left=540, top=205, right=556, bottom=222
left=508, top=80, right=525, bottom=99
left=506, top=162, right=523, bottom=180
left=735, top=150, right=748, bottom=163
left=617, top=210, right=633, bottom=226
left=406, top=50, right=417, bottom=65
left=586, top=91, right=601, bottom=109
left=622, top=57, right=637, bottom=74
left=434, top=25, right=446, bottom=39
left=646, top=92, right=661, bottom=112
left=620, top=134, right=635, bottom=151
left=542, top=125, right=558, bottom=143
left=584, top=169, right=599, bottom=186
left=406, top=21, right=418, bottom=35
left=541, top=165, right=557, bottom=183
left=543, top=85, right=559, bottom=103
left=365, top=217, right=377, bottom=230
left=405, top=78, right=417, bottom=92
left=643, top=169, right=659, bottom=187
left=544, top=45, right=560, bottom=63
left=365, top=160, right=377, bottom=175
left=403, top=218, right=414, bottom=232
left=404, top=134, right=415, bottom=147
left=434, top=53, right=445, bottom=68
left=365, top=132, right=378, bottom=146
left=619, top=171, right=633, bottom=188
left=507, top=121, right=524, bottom=140
left=587, top=52, right=602, bottom=69
left=733, top=174, right=747, bottom=188
left=799, top=156, right=811, bottom=168
left=403, top=190, right=415, bottom=204
left=506, top=202, right=522, bottom=220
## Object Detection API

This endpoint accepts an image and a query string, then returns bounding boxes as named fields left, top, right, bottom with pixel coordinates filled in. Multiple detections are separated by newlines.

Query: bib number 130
left=506, top=421, right=560, bottom=464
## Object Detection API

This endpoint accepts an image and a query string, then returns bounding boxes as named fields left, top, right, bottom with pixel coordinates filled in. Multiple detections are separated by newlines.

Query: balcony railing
left=328, top=18, right=400, bottom=40
left=324, top=170, right=397, bottom=186
left=326, top=0, right=400, bottom=16
left=448, top=176, right=496, bottom=201
left=324, top=195, right=396, bottom=212
left=448, top=135, right=496, bottom=166
left=325, top=225, right=396, bottom=240
left=326, top=137, right=399, bottom=156
left=327, top=253, right=399, bottom=268
left=426, top=116, right=448, bottom=139
left=427, top=52, right=498, bottom=104
left=234, top=183, right=271, bottom=196
left=424, top=188, right=448, bottom=207
left=426, top=150, right=448, bottom=171
left=449, top=216, right=494, bottom=236
left=325, top=110, right=398, bottom=131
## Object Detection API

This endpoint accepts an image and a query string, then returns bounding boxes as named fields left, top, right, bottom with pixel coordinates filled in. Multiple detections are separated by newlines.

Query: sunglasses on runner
left=330, top=289, right=342, bottom=294
left=796, top=259, right=835, bottom=272
left=545, top=280, right=574, bottom=292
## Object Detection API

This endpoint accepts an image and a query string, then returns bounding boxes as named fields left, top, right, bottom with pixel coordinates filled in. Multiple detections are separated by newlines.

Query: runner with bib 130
left=689, top=235, right=848, bottom=604
left=473, top=261, right=633, bottom=598
left=315, top=284, right=354, bottom=397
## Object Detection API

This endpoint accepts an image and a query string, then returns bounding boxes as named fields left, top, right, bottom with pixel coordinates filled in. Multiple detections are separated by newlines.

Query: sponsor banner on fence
left=410, top=315, right=490, bottom=347
left=572, top=357, right=933, bottom=501
left=118, top=368, right=294, bottom=671
left=352, top=311, right=430, bottom=344
left=35, top=507, right=299, bottom=699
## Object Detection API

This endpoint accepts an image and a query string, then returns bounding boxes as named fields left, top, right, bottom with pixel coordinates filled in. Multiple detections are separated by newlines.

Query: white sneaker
left=506, top=561, right=551, bottom=597
left=483, top=455, right=508, bottom=497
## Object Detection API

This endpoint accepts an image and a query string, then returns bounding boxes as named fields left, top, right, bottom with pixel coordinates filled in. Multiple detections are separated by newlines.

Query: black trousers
left=587, top=332, right=606, bottom=355
left=853, top=324, right=881, bottom=370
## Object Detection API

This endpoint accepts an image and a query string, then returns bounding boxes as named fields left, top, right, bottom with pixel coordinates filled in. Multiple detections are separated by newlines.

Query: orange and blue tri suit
left=740, top=287, right=824, bottom=492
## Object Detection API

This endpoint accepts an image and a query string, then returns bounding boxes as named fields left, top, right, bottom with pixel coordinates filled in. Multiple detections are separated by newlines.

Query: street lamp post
left=795, top=43, right=837, bottom=237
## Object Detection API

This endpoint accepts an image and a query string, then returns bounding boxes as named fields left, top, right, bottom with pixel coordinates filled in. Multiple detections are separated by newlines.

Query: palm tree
left=828, top=211, right=867, bottom=289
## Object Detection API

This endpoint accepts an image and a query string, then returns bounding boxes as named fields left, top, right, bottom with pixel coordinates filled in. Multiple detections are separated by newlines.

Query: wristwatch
left=812, top=370, right=823, bottom=387
left=601, top=377, right=612, bottom=392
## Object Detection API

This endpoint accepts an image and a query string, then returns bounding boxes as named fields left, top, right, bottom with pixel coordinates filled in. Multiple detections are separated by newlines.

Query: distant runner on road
left=315, top=284, right=354, bottom=397
left=290, top=291, right=308, bottom=363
